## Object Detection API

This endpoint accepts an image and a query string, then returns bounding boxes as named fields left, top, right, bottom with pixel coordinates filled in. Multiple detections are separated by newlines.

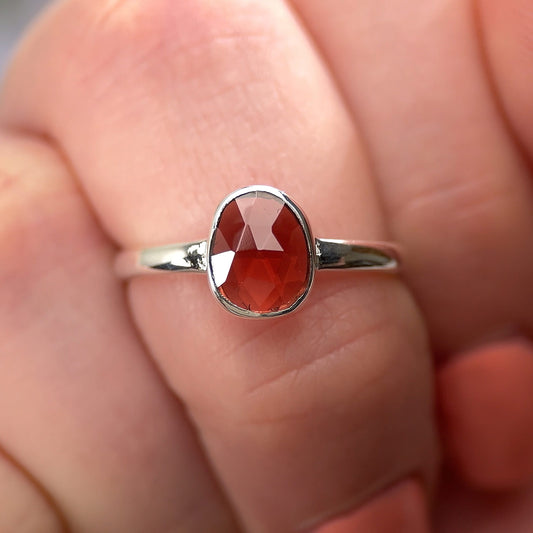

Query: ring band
left=115, top=186, right=401, bottom=318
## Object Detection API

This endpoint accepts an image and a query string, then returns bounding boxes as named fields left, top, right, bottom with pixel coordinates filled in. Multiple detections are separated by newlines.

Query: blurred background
left=0, top=0, right=49, bottom=74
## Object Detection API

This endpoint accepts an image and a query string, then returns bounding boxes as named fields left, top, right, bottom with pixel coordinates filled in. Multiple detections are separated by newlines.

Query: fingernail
left=314, top=479, right=430, bottom=533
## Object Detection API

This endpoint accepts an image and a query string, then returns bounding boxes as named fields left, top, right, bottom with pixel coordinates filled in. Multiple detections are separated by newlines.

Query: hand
left=0, top=1, right=532, bottom=531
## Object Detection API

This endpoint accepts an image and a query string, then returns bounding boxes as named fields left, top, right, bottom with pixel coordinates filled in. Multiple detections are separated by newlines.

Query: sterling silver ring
left=115, top=185, right=401, bottom=318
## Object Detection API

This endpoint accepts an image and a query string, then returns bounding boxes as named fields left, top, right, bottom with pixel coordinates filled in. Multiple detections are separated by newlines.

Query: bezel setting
left=206, top=185, right=316, bottom=318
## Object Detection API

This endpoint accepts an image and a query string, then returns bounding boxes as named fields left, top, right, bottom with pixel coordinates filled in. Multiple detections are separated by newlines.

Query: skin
left=0, top=0, right=532, bottom=531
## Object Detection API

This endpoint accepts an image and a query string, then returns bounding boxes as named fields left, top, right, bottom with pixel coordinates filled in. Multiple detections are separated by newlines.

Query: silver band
left=115, top=238, right=400, bottom=278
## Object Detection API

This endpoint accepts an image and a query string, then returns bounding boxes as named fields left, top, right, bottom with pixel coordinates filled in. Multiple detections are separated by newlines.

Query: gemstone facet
left=209, top=188, right=311, bottom=315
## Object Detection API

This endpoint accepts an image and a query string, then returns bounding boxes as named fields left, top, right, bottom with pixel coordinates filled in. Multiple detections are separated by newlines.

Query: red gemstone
left=210, top=190, right=310, bottom=313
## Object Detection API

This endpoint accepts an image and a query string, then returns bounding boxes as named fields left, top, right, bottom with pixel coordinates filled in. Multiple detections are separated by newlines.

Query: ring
left=115, top=185, right=401, bottom=318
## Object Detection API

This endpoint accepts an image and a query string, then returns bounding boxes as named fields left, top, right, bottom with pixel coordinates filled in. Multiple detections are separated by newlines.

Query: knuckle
left=394, top=172, right=521, bottom=248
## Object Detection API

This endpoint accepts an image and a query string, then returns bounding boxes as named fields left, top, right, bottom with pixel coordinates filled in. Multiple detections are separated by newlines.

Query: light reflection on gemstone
left=211, top=250, right=235, bottom=287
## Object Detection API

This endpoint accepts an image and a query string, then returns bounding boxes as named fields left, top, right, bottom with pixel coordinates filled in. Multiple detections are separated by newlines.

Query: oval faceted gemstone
left=210, top=191, right=310, bottom=314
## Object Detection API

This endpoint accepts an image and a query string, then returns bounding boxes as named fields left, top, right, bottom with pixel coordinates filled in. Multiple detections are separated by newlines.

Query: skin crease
left=0, top=447, right=63, bottom=533
left=0, top=0, right=531, bottom=532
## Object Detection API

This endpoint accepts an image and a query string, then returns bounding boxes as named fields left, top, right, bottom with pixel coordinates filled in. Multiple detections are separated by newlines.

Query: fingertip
left=438, top=337, right=533, bottom=491
left=314, top=480, right=431, bottom=533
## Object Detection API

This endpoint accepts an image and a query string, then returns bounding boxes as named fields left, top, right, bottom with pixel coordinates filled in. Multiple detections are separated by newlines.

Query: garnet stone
left=209, top=188, right=311, bottom=315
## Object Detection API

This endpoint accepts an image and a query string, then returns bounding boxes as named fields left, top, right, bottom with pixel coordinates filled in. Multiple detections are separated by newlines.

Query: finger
left=436, top=472, right=533, bottom=533
left=290, top=0, right=533, bottom=355
left=478, top=0, right=533, bottom=158
left=0, top=132, right=237, bottom=531
left=438, top=338, right=533, bottom=491
left=0, top=447, right=63, bottom=533
left=315, top=480, right=430, bottom=533
left=0, top=0, right=437, bottom=531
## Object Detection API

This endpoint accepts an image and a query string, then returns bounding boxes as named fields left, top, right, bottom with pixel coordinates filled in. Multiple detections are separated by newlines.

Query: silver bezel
left=206, top=185, right=316, bottom=318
